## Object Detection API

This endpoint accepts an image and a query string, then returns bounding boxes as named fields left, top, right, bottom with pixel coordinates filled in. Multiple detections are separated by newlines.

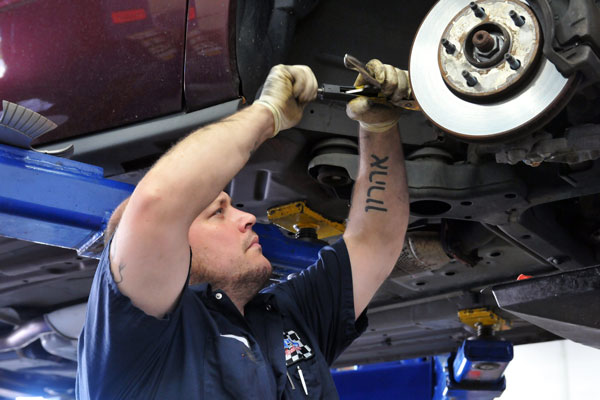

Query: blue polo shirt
left=76, top=238, right=368, bottom=399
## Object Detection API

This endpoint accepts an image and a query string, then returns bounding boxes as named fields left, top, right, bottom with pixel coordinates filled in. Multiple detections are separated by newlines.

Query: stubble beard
left=189, top=256, right=272, bottom=304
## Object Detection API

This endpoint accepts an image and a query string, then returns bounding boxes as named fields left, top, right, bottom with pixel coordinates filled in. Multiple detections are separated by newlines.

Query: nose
left=236, top=208, right=256, bottom=232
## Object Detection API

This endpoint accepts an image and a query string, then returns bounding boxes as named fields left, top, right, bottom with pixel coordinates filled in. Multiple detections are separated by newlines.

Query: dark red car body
left=0, top=0, right=238, bottom=144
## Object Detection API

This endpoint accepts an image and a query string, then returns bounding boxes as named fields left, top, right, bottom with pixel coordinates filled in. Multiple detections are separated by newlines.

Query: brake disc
left=409, top=0, right=576, bottom=141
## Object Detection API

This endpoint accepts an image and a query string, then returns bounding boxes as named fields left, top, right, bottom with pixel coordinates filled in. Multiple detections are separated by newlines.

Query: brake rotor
left=409, top=0, right=576, bottom=141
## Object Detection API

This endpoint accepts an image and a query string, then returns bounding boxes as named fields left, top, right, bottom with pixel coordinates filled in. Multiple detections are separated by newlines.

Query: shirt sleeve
left=76, top=240, right=188, bottom=399
left=270, top=238, right=368, bottom=365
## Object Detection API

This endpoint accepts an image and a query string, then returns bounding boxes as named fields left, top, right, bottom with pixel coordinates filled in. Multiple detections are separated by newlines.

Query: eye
left=212, top=208, right=224, bottom=216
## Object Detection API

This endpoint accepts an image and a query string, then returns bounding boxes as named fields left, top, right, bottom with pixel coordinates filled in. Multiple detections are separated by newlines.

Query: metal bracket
left=528, top=0, right=600, bottom=88
left=457, top=307, right=510, bottom=332
left=267, top=201, right=346, bottom=239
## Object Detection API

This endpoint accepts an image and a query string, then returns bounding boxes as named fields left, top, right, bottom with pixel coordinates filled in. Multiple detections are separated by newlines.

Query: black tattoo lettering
left=365, top=153, right=389, bottom=213
left=367, top=198, right=384, bottom=204
left=370, top=155, right=389, bottom=169
left=369, top=170, right=387, bottom=183
left=367, top=186, right=385, bottom=197
left=114, top=263, right=126, bottom=284
left=365, top=206, right=388, bottom=212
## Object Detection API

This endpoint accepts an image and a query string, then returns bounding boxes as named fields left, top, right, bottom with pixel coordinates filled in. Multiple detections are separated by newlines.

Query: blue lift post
left=433, top=337, right=513, bottom=400
left=332, top=358, right=434, bottom=400
left=332, top=337, right=512, bottom=400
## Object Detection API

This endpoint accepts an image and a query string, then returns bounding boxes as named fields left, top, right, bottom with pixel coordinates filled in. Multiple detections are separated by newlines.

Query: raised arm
left=343, top=60, right=410, bottom=318
left=110, top=65, right=317, bottom=318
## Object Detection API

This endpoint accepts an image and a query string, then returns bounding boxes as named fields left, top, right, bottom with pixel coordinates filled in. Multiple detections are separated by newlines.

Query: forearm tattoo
left=114, top=263, right=126, bottom=284
left=365, top=154, right=389, bottom=213
left=111, top=238, right=126, bottom=284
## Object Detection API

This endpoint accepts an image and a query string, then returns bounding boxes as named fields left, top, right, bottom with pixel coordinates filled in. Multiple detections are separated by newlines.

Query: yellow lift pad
left=458, top=307, right=510, bottom=331
left=267, top=201, right=346, bottom=240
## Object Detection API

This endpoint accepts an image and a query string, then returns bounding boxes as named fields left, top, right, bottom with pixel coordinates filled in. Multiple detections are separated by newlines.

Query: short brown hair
left=104, top=196, right=131, bottom=247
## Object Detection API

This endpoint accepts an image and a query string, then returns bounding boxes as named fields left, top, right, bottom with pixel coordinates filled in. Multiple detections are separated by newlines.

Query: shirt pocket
left=204, top=336, right=275, bottom=399
left=285, top=357, right=333, bottom=399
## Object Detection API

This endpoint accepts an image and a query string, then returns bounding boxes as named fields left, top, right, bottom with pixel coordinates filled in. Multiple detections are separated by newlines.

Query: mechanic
left=76, top=60, right=410, bottom=399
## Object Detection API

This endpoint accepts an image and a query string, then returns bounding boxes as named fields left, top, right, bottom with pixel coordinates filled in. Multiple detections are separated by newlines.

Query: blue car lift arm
left=0, top=144, right=134, bottom=257
left=0, top=144, right=322, bottom=266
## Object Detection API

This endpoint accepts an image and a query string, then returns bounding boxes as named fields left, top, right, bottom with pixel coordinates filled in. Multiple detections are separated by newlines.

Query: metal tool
left=343, top=53, right=381, bottom=88
left=317, top=84, right=420, bottom=111
left=317, top=54, right=420, bottom=111
left=317, top=84, right=381, bottom=102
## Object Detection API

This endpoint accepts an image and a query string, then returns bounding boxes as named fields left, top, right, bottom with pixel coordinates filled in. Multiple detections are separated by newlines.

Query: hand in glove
left=346, top=59, right=411, bottom=133
left=255, top=65, right=318, bottom=136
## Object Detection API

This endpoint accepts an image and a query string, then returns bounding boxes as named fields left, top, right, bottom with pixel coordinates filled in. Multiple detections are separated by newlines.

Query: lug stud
left=441, top=39, right=456, bottom=54
left=462, top=70, right=478, bottom=87
left=504, top=53, right=521, bottom=70
left=509, top=10, right=525, bottom=27
left=470, top=2, right=485, bottom=18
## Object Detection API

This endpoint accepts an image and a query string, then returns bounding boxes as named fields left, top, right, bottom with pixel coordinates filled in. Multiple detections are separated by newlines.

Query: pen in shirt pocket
left=297, top=365, right=308, bottom=395
left=287, top=371, right=295, bottom=390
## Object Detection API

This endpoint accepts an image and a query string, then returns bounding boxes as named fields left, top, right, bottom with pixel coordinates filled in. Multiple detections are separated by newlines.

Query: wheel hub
left=439, top=0, right=541, bottom=99
left=410, top=0, right=575, bottom=141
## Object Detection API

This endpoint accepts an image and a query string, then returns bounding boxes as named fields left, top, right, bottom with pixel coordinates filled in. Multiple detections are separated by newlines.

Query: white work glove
left=255, top=64, right=318, bottom=136
left=346, top=59, right=411, bottom=133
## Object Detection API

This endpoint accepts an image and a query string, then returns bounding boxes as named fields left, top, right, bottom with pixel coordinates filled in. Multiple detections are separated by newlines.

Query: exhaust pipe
left=0, top=302, right=87, bottom=353
left=0, top=317, right=51, bottom=352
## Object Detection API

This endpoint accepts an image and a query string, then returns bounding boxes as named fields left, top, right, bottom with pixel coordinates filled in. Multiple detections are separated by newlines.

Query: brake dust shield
left=409, top=0, right=576, bottom=141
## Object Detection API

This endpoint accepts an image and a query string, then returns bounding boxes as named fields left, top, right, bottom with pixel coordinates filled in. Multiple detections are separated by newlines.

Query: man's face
left=187, top=192, right=272, bottom=297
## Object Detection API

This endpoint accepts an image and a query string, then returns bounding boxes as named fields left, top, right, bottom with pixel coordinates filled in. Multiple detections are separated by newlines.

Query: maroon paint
left=0, top=0, right=236, bottom=145
left=184, top=0, right=239, bottom=110
left=0, top=0, right=186, bottom=144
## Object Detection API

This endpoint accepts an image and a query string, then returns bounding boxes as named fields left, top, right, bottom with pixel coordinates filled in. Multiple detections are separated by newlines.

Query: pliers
left=317, top=54, right=420, bottom=111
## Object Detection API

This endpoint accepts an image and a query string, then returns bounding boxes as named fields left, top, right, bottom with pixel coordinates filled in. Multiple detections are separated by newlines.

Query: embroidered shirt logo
left=283, top=330, right=313, bottom=366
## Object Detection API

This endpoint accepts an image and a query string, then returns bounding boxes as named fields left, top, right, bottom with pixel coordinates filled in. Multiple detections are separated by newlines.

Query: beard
left=189, top=256, right=272, bottom=305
